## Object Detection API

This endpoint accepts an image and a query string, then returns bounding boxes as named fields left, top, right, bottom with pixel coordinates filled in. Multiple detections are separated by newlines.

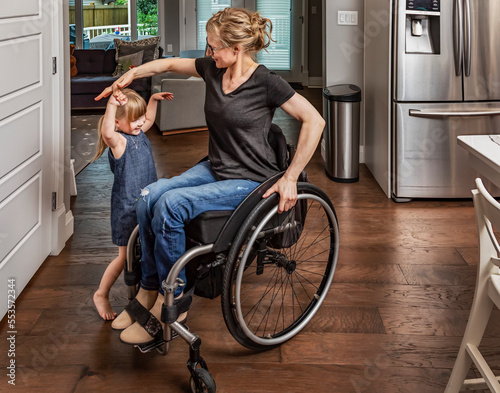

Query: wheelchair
left=124, top=124, right=340, bottom=393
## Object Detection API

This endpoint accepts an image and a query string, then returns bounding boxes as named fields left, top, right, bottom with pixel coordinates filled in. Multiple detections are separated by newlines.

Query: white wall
left=324, top=0, right=365, bottom=159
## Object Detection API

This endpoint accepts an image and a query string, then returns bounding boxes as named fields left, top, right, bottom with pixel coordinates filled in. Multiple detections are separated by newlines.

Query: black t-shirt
left=195, top=56, right=296, bottom=183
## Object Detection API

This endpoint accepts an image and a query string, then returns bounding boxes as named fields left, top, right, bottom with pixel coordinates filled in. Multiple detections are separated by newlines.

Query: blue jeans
left=136, top=160, right=260, bottom=295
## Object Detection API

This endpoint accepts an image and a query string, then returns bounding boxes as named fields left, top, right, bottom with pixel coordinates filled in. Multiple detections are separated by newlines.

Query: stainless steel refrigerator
left=364, top=0, right=500, bottom=200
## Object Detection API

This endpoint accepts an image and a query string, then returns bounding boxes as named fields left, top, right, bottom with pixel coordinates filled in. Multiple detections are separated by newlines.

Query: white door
left=0, top=1, right=55, bottom=317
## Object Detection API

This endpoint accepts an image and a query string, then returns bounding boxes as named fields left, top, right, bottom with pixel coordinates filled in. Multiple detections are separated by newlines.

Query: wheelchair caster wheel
left=189, top=368, right=216, bottom=393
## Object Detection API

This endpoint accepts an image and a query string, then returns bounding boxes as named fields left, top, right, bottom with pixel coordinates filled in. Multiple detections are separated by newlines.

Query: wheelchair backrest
left=268, top=123, right=289, bottom=171
left=212, top=124, right=308, bottom=253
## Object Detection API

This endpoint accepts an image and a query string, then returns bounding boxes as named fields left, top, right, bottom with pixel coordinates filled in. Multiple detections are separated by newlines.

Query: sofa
left=71, top=47, right=207, bottom=135
left=151, top=50, right=207, bottom=135
left=71, top=48, right=154, bottom=109
left=151, top=72, right=207, bottom=135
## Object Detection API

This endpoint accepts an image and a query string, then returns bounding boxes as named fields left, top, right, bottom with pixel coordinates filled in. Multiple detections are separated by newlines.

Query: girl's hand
left=152, top=92, right=174, bottom=101
left=108, top=93, right=127, bottom=107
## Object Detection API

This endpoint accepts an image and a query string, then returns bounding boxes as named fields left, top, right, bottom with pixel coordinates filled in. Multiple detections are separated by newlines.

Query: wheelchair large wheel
left=221, top=183, right=339, bottom=351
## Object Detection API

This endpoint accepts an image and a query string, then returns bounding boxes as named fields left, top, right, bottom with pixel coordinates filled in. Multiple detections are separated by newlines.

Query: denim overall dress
left=109, top=130, right=157, bottom=246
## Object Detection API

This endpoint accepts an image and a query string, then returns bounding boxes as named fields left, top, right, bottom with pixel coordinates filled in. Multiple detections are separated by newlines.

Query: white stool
left=445, top=178, right=500, bottom=392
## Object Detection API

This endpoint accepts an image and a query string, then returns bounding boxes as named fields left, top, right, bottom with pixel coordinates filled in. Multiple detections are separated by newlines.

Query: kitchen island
left=458, top=135, right=500, bottom=189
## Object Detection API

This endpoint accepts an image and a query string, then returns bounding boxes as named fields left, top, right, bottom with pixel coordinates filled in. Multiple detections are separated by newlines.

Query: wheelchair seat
left=184, top=172, right=284, bottom=246
left=185, top=210, right=233, bottom=245
left=184, top=123, right=289, bottom=247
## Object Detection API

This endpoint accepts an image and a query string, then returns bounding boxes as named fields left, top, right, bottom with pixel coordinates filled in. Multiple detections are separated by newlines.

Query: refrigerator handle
left=453, top=0, right=464, bottom=77
left=464, top=0, right=471, bottom=77
left=410, top=109, right=500, bottom=118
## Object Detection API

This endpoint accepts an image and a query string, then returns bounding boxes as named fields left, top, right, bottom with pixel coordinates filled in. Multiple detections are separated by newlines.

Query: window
left=69, top=0, right=158, bottom=49
left=256, top=0, right=291, bottom=71
left=137, top=0, right=158, bottom=36
left=196, top=0, right=231, bottom=51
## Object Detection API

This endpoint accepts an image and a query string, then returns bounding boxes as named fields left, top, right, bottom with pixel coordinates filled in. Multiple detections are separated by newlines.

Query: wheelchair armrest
left=212, top=171, right=284, bottom=253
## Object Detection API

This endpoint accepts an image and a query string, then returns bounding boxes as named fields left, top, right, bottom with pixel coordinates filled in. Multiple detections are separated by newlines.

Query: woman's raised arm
left=95, top=57, right=200, bottom=102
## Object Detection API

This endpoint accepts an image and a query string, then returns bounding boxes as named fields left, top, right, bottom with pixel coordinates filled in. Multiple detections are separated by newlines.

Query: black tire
left=189, top=368, right=216, bottom=393
left=221, top=183, right=339, bottom=351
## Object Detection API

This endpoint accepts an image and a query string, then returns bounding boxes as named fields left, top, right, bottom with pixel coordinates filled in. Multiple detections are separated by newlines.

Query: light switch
left=338, top=11, right=358, bottom=25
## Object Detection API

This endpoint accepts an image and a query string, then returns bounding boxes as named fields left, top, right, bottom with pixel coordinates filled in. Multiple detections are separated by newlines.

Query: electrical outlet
left=167, top=44, right=173, bottom=52
left=338, top=11, right=358, bottom=25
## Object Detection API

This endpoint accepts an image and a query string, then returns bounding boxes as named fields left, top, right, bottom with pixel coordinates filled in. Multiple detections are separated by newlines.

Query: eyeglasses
left=206, top=39, right=225, bottom=54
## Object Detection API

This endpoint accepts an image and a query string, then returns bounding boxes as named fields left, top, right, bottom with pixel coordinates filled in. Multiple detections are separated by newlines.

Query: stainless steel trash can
left=322, top=84, right=362, bottom=183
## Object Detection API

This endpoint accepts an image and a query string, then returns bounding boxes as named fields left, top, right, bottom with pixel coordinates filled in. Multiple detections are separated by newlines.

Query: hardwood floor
left=2, top=87, right=499, bottom=392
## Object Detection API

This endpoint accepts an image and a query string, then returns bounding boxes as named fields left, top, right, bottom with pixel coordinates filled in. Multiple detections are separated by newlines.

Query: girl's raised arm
left=101, top=96, right=126, bottom=152
left=142, top=92, right=174, bottom=133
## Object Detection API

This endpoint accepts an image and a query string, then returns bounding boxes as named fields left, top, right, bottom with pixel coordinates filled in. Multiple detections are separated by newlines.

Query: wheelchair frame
left=125, top=185, right=339, bottom=393
left=123, top=126, right=340, bottom=392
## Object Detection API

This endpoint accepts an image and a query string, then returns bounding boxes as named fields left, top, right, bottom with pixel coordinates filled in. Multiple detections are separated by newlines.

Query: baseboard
left=50, top=206, right=74, bottom=256
left=308, top=77, right=324, bottom=88
left=161, top=126, right=208, bottom=136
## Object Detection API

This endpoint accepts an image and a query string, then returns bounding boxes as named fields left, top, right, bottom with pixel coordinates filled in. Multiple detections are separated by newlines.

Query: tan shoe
left=120, top=292, right=189, bottom=345
left=120, top=292, right=163, bottom=344
left=111, top=288, right=157, bottom=330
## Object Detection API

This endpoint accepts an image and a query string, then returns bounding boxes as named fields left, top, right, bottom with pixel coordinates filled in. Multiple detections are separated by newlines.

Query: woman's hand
left=262, top=174, right=298, bottom=214
left=151, top=92, right=174, bottom=101
left=95, top=68, right=136, bottom=103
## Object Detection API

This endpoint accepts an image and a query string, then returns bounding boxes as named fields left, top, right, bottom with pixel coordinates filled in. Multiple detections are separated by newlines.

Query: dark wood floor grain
left=1, top=87, right=496, bottom=392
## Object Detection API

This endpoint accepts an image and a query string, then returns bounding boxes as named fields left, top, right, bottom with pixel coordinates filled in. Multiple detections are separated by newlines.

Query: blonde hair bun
left=206, top=7, right=273, bottom=53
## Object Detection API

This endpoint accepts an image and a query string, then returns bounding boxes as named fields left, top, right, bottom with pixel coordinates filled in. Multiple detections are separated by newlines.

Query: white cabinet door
left=0, top=1, right=55, bottom=317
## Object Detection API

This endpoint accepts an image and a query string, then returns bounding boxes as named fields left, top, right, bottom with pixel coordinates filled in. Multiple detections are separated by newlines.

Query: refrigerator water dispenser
left=405, top=0, right=441, bottom=54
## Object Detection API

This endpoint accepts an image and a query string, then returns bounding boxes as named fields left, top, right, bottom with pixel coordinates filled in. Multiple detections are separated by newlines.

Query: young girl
left=92, top=88, right=173, bottom=320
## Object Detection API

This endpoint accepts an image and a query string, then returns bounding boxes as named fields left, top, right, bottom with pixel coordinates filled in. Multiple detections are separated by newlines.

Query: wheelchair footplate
left=135, top=337, right=166, bottom=354
left=135, top=323, right=190, bottom=354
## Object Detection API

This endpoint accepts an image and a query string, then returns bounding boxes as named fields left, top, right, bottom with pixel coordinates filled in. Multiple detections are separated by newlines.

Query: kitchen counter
left=458, top=135, right=500, bottom=188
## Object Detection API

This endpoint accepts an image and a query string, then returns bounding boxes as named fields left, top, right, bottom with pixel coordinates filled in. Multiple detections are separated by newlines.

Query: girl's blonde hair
left=206, top=7, right=273, bottom=54
left=92, top=89, right=147, bottom=161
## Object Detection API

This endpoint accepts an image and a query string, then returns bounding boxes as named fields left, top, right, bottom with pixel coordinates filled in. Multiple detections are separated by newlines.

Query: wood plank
left=303, top=305, right=386, bottom=334
left=338, top=246, right=469, bottom=266
left=323, top=283, right=475, bottom=310
left=333, top=261, right=408, bottom=284
left=281, top=332, right=500, bottom=369
left=399, top=264, right=477, bottom=286
left=14, top=365, right=86, bottom=392
left=379, top=308, right=500, bottom=338
left=457, top=246, right=480, bottom=266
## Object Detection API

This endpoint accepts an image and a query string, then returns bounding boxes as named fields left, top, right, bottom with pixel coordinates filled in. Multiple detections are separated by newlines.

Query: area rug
left=71, top=114, right=101, bottom=175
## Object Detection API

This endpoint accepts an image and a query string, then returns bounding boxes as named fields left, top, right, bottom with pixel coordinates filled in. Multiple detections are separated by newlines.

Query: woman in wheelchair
left=97, top=7, right=327, bottom=347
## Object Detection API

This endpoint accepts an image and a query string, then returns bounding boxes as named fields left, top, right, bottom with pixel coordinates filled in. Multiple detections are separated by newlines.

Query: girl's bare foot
left=93, top=290, right=117, bottom=320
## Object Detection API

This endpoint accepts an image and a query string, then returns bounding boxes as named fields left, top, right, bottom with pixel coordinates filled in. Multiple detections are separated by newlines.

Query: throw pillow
left=114, top=36, right=161, bottom=65
left=70, top=44, right=78, bottom=77
left=112, top=50, right=144, bottom=77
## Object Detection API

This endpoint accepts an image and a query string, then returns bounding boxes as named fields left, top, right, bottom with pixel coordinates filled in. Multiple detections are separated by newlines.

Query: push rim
left=233, top=193, right=338, bottom=346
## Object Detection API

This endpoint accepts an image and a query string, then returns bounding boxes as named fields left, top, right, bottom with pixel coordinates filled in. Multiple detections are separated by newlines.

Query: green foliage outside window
left=114, top=0, right=158, bottom=36
left=138, top=0, right=158, bottom=36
